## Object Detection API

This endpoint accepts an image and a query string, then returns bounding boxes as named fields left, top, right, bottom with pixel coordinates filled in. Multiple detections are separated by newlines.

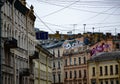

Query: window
left=100, top=66, right=103, bottom=76
left=105, top=66, right=108, bottom=75
left=58, top=49, right=60, bottom=57
left=116, top=80, right=119, bottom=84
left=100, top=81, right=103, bottom=84
left=84, top=70, right=86, bottom=78
left=92, top=67, right=95, bottom=76
left=70, top=57, right=72, bottom=65
left=116, top=43, right=119, bottom=49
left=53, top=62, right=55, bottom=68
left=65, top=59, right=67, bottom=66
left=83, top=57, right=86, bottom=64
left=110, top=65, right=113, bottom=75
left=58, top=61, right=60, bottom=69
left=65, top=72, right=67, bottom=79
left=53, top=74, right=55, bottom=83
left=58, top=74, right=61, bottom=83
left=70, top=71, right=72, bottom=78
left=110, top=80, right=113, bottom=84
left=74, top=70, right=77, bottom=78
left=53, top=50, right=55, bottom=57
left=79, top=57, right=81, bottom=65
left=79, top=70, right=81, bottom=78
left=115, top=65, right=118, bottom=74
left=74, top=58, right=76, bottom=65
left=105, top=80, right=108, bottom=84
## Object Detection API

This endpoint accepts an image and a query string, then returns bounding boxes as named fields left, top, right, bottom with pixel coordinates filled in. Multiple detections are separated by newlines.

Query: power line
left=100, top=7, right=120, bottom=23
left=77, top=6, right=119, bottom=24
left=38, top=0, right=80, bottom=18
left=39, top=1, right=120, bottom=16
left=26, top=3, right=55, bottom=33
left=27, top=0, right=120, bottom=34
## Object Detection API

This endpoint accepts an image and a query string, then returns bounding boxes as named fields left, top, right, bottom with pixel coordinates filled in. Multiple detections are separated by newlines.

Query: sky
left=26, top=0, right=120, bottom=35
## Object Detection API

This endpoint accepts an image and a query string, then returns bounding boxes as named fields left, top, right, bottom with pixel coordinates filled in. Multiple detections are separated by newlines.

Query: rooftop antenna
left=92, top=27, right=95, bottom=33
left=83, top=24, right=86, bottom=33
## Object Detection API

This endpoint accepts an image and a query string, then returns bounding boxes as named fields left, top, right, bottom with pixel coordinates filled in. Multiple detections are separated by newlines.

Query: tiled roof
left=88, top=51, right=120, bottom=62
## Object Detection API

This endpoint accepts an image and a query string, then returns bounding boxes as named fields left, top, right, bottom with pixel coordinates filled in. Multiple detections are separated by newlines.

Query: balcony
left=19, top=68, right=30, bottom=76
left=29, top=51, right=39, bottom=59
left=4, top=37, right=17, bottom=48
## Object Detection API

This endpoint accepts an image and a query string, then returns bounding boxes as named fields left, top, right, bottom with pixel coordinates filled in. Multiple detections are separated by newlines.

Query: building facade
left=51, top=47, right=64, bottom=84
left=1, top=0, right=36, bottom=84
left=63, top=39, right=89, bottom=84
left=88, top=51, right=120, bottom=84
left=34, top=44, right=53, bottom=84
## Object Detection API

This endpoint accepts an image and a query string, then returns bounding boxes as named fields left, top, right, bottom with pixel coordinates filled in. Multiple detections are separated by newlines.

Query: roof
left=14, top=0, right=29, bottom=15
left=88, top=51, right=120, bottom=62
left=36, top=44, right=53, bottom=57
left=42, top=40, right=64, bottom=49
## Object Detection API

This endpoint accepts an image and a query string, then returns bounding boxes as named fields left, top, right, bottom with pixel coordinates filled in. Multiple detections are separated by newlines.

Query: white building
left=1, top=0, right=36, bottom=84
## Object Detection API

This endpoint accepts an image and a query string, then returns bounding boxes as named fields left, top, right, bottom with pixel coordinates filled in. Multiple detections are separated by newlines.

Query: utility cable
left=100, top=7, right=120, bottom=23
left=38, top=0, right=80, bottom=18
left=38, top=0, right=120, bottom=16
left=78, top=5, right=120, bottom=24
left=26, top=3, right=55, bottom=33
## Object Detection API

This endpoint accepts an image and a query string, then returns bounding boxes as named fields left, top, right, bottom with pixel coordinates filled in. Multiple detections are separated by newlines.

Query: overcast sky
left=26, top=0, right=120, bottom=35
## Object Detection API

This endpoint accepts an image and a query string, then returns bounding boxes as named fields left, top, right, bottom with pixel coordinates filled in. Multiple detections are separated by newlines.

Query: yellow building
left=88, top=51, right=120, bottom=84
left=34, top=44, right=53, bottom=84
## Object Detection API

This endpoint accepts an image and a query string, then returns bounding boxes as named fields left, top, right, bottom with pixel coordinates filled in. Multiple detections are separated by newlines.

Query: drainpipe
left=0, top=1, right=4, bottom=84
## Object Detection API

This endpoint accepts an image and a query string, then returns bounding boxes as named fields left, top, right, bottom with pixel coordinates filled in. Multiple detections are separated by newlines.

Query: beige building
left=34, top=44, right=53, bottom=84
left=88, top=51, right=120, bottom=84
left=47, top=41, right=64, bottom=84
left=1, top=0, right=36, bottom=84
left=63, top=39, right=89, bottom=84
left=63, top=47, right=89, bottom=84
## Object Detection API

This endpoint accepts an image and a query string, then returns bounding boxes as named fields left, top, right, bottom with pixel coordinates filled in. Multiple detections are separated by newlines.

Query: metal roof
left=88, top=51, right=120, bottom=62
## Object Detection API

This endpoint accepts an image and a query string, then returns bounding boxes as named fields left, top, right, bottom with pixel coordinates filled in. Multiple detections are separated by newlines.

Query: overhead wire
left=27, top=0, right=120, bottom=34
left=38, top=0, right=120, bottom=16
left=77, top=5, right=119, bottom=24
left=91, top=5, right=120, bottom=33
left=100, top=7, right=120, bottom=23
left=26, top=3, right=55, bottom=33
left=38, top=0, right=80, bottom=18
